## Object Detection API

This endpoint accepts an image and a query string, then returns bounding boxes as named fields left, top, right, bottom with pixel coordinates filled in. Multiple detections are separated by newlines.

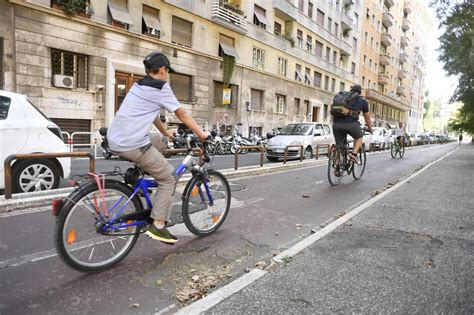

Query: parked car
left=265, top=123, right=335, bottom=161
left=371, top=127, right=391, bottom=150
left=347, top=128, right=373, bottom=150
left=0, top=90, right=71, bottom=193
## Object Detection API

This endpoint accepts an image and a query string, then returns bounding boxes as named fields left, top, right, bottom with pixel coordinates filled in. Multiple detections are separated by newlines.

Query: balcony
left=399, top=52, right=408, bottom=63
left=398, top=69, right=407, bottom=79
left=397, top=85, right=407, bottom=96
left=381, top=33, right=392, bottom=47
left=378, top=74, right=389, bottom=85
left=343, top=0, right=354, bottom=7
left=403, top=1, right=412, bottom=14
left=340, top=39, right=352, bottom=56
left=211, top=1, right=247, bottom=34
left=384, top=0, right=394, bottom=8
left=400, top=35, right=409, bottom=48
left=382, top=12, right=394, bottom=28
left=341, top=13, right=353, bottom=32
left=402, top=18, right=411, bottom=31
left=273, top=0, right=297, bottom=21
left=379, top=54, right=391, bottom=66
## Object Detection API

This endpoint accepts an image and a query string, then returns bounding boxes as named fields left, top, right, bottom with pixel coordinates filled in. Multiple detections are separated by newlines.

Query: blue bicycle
left=54, top=136, right=231, bottom=272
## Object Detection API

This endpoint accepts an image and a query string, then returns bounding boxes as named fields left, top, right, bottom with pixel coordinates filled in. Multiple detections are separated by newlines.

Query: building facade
left=0, top=0, right=429, bottom=138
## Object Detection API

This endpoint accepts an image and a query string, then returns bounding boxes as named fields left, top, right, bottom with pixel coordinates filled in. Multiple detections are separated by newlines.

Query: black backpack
left=330, top=91, right=359, bottom=118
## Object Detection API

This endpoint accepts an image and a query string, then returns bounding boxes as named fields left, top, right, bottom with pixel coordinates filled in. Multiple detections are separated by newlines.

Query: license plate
left=275, top=149, right=284, bottom=153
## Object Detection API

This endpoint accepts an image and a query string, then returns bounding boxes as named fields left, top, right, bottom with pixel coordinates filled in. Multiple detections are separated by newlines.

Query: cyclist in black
left=332, top=84, right=372, bottom=164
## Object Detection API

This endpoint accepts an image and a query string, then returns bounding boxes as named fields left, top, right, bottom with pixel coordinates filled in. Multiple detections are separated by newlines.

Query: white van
left=0, top=91, right=71, bottom=193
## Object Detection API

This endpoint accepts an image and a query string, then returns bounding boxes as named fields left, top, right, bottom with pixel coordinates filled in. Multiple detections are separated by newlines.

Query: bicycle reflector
left=52, top=199, right=63, bottom=216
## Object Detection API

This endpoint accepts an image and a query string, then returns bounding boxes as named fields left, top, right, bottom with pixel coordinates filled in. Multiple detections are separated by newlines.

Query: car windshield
left=280, top=124, right=314, bottom=136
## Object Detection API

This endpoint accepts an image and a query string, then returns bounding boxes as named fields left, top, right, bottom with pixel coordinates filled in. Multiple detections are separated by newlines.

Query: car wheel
left=304, top=147, right=313, bottom=160
left=12, top=159, right=61, bottom=193
left=266, top=156, right=279, bottom=162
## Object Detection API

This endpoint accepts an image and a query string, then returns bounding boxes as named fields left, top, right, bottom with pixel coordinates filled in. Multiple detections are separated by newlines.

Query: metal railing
left=283, top=145, right=304, bottom=164
left=315, top=144, right=331, bottom=159
left=234, top=145, right=265, bottom=170
left=212, top=1, right=247, bottom=30
left=4, top=152, right=95, bottom=200
left=70, top=132, right=98, bottom=157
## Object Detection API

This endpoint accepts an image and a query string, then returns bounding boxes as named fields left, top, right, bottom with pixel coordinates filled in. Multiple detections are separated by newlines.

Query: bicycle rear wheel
left=399, top=144, right=405, bottom=158
left=182, top=170, right=231, bottom=236
left=54, top=180, right=142, bottom=272
left=327, top=145, right=342, bottom=186
left=352, top=146, right=367, bottom=180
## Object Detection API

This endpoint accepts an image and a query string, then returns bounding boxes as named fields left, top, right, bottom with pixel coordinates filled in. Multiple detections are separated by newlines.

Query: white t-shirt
left=108, top=78, right=181, bottom=152
left=396, top=127, right=405, bottom=137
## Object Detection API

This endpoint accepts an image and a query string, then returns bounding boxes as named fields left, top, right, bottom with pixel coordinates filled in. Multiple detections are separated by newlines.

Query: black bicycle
left=327, top=138, right=367, bottom=186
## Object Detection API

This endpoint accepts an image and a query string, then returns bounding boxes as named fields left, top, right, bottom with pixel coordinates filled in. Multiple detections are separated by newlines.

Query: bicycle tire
left=54, top=180, right=142, bottom=272
left=182, top=170, right=231, bottom=236
left=352, top=146, right=367, bottom=180
left=390, top=143, right=397, bottom=159
left=399, top=144, right=405, bottom=158
left=327, top=145, right=342, bottom=186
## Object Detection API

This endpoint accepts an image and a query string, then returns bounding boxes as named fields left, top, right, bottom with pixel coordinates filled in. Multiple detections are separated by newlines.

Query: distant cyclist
left=395, top=122, right=407, bottom=148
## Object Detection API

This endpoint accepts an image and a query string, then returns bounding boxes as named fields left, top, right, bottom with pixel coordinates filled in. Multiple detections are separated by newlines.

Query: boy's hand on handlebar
left=164, top=129, right=177, bottom=139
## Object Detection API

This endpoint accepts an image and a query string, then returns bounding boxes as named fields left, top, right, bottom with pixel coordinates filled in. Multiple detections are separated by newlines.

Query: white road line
left=273, top=145, right=460, bottom=263
left=174, top=269, right=267, bottom=315
left=0, top=206, right=51, bottom=218
left=154, top=304, right=178, bottom=315
left=0, top=248, right=58, bottom=269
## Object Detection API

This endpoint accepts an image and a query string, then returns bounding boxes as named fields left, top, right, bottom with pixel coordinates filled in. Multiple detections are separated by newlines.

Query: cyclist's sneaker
left=350, top=153, right=361, bottom=165
left=145, top=225, right=178, bottom=244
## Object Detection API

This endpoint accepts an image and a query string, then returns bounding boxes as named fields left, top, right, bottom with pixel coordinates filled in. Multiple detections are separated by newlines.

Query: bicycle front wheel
left=327, top=145, right=342, bottom=186
left=390, top=143, right=397, bottom=159
left=352, top=146, right=367, bottom=180
left=54, top=180, right=142, bottom=272
left=182, top=170, right=231, bottom=236
left=399, top=144, right=405, bottom=158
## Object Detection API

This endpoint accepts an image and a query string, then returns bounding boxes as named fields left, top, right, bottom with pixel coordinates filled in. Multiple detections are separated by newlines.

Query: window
left=274, top=22, right=282, bottom=36
left=326, top=47, right=331, bottom=62
left=252, top=47, right=265, bottom=70
left=370, top=36, right=374, bottom=48
left=363, top=55, right=367, bottom=66
left=324, top=75, right=329, bottom=90
left=170, top=72, right=193, bottom=102
left=315, top=41, right=323, bottom=57
left=364, top=32, right=368, bottom=43
left=304, top=67, right=312, bottom=85
left=218, top=34, right=239, bottom=58
left=334, top=23, right=339, bottom=37
left=51, top=49, right=88, bottom=89
left=251, top=89, right=264, bottom=110
left=351, top=62, right=356, bottom=74
left=366, top=7, right=370, bottom=19
left=306, top=35, right=313, bottom=52
left=214, top=81, right=238, bottom=107
left=354, top=13, right=359, bottom=26
left=369, top=59, right=372, bottom=69
left=328, top=17, right=332, bottom=32
left=340, top=82, right=345, bottom=91
left=314, top=71, right=322, bottom=88
left=316, top=9, right=325, bottom=26
left=362, top=76, right=366, bottom=87
left=333, top=51, right=338, bottom=65
left=142, top=5, right=162, bottom=38
left=323, top=105, right=329, bottom=120
left=308, top=2, right=313, bottom=18
left=297, top=29, right=304, bottom=48
left=172, top=16, right=192, bottom=47
left=295, top=98, right=301, bottom=115
left=253, top=5, right=268, bottom=29
left=331, top=78, right=336, bottom=92
left=0, top=96, right=11, bottom=120
left=298, top=0, right=304, bottom=11
left=372, top=14, right=375, bottom=25
left=278, top=57, right=287, bottom=77
left=295, top=64, right=302, bottom=82
left=353, top=37, right=357, bottom=49
left=275, top=94, right=286, bottom=114
left=107, top=1, right=132, bottom=30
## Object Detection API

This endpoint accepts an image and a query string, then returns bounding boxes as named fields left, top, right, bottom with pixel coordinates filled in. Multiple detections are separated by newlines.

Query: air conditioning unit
left=53, top=75, right=74, bottom=89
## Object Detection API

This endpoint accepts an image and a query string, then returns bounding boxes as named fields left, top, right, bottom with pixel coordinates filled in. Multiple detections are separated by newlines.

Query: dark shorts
left=332, top=122, right=363, bottom=146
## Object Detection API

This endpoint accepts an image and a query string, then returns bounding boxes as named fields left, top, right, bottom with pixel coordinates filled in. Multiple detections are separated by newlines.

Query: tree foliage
left=431, top=0, right=474, bottom=133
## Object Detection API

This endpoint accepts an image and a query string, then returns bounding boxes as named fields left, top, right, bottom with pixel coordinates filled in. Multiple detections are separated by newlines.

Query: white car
left=371, top=127, right=391, bottom=150
left=265, top=123, right=335, bottom=161
left=347, top=130, right=373, bottom=151
left=0, top=91, right=71, bottom=193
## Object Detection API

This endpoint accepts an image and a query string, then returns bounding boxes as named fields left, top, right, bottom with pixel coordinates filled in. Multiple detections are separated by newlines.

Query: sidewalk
left=202, top=144, right=474, bottom=313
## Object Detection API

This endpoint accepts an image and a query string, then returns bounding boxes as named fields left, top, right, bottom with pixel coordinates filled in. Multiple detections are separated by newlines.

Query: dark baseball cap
left=143, top=52, right=176, bottom=73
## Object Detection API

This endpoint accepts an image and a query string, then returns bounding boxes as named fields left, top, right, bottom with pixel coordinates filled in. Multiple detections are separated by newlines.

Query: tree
left=430, top=0, right=474, bottom=134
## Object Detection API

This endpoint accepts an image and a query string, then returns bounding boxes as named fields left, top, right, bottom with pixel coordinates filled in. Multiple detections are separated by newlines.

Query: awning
left=219, top=42, right=240, bottom=59
left=295, top=70, right=302, bottom=81
left=305, top=74, right=313, bottom=84
left=143, top=12, right=163, bottom=32
left=254, top=11, right=269, bottom=26
left=108, top=3, right=133, bottom=25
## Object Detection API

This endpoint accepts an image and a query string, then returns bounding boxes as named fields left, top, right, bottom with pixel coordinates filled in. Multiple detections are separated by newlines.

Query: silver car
left=265, top=123, right=335, bottom=161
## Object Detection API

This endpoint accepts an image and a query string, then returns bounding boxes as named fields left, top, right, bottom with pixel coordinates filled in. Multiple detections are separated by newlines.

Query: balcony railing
left=212, top=1, right=247, bottom=33
left=379, top=54, right=391, bottom=66
left=382, top=12, right=394, bottom=28
left=378, top=74, right=389, bottom=85
left=384, top=0, right=394, bottom=8
left=340, top=39, right=352, bottom=56
left=402, top=18, right=411, bottom=31
left=397, top=85, right=407, bottom=96
left=400, top=35, right=409, bottom=47
left=341, top=13, right=353, bottom=31
left=273, top=0, right=297, bottom=21
left=398, top=69, right=407, bottom=79
left=399, top=52, right=408, bottom=63
left=381, top=33, right=392, bottom=47
left=403, top=1, right=412, bottom=14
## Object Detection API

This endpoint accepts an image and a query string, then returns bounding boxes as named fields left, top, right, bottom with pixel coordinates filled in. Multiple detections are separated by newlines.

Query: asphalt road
left=0, top=143, right=460, bottom=314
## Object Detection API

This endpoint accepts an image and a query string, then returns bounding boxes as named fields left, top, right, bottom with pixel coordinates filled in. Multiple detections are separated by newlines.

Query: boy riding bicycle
left=107, top=52, right=210, bottom=244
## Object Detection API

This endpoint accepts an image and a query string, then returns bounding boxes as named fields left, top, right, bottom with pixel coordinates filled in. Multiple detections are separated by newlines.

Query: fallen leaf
left=129, top=303, right=140, bottom=308
left=302, top=194, right=311, bottom=198
left=156, top=280, right=163, bottom=286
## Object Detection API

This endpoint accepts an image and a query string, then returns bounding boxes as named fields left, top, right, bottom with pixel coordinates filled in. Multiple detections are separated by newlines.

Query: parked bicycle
left=390, top=138, right=405, bottom=158
left=327, top=129, right=369, bottom=186
left=54, top=135, right=231, bottom=272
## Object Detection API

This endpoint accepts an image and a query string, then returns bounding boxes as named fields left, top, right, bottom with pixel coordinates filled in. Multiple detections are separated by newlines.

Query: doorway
left=114, top=72, right=144, bottom=112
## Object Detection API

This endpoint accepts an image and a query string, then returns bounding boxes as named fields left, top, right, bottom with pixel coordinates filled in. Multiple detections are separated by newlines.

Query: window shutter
left=172, top=16, right=192, bottom=47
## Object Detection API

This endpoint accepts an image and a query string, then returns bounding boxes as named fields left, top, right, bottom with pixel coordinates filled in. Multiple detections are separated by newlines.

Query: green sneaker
left=145, top=225, right=178, bottom=244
